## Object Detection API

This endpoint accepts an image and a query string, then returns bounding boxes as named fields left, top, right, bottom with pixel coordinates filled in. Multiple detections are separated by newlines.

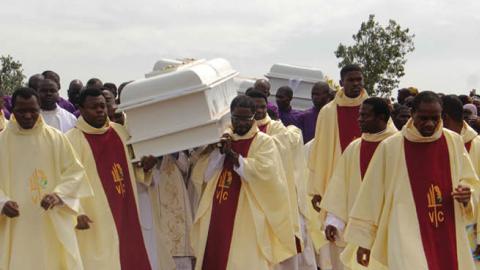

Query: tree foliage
left=335, top=15, right=415, bottom=96
left=0, top=55, right=25, bottom=96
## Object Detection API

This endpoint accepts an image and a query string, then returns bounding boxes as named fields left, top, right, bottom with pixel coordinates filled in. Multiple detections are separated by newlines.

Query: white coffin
left=265, top=64, right=325, bottom=110
left=119, top=58, right=239, bottom=160
left=128, top=111, right=231, bottom=161
left=145, top=58, right=199, bottom=78
left=234, top=76, right=255, bottom=95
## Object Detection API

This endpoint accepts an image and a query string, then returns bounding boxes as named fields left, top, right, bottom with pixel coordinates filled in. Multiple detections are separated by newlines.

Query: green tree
left=335, top=15, right=415, bottom=97
left=0, top=55, right=25, bottom=96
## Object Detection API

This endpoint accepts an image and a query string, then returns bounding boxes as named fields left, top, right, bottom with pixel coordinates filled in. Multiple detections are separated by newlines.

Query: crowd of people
left=0, top=64, right=479, bottom=270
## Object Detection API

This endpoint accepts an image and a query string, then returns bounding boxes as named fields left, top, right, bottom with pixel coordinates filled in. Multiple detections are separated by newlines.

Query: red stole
left=258, top=123, right=268, bottom=133
left=465, top=141, right=472, bottom=152
left=359, top=140, right=381, bottom=179
left=337, top=106, right=361, bottom=152
left=83, top=128, right=151, bottom=270
left=404, top=135, right=458, bottom=270
left=202, top=135, right=255, bottom=270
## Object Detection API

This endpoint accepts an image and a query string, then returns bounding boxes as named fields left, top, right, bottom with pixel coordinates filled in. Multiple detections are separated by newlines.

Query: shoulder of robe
left=472, top=136, right=480, bottom=147
left=371, top=132, right=404, bottom=163
left=110, top=122, right=130, bottom=142
left=45, top=124, right=69, bottom=141
left=65, top=128, right=85, bottom=152
left=271, top=120, right=301, bottom=139
left=380, top=131, right=403, bottom=147
left=254, top=131, right=275, bottom=147
left=318, top=100, right=336, bottom=117
left=343, top=137, right=362, bottom=155
left=271, top=119, right=287, bottom=129
left=286, top=125, right=304, bottom=144
left=65, top=126, right=81, bottom=139
left=285, top=124, right=302, bottom=135
left=443, top=128, right=464, bottom=148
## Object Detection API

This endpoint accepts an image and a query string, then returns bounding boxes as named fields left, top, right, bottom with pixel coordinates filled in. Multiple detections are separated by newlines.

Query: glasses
left=231, top=115, right=255, bottom=122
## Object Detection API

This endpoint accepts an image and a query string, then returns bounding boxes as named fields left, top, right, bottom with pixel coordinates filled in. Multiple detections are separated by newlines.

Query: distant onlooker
left=391, top=103, right=411, bottom=130
left=301, top=81, right=333, bottom=143
left=86, top=78, right=103, bottom=90
left=103, top=82, right=118, bottom=98
left=39, top=71, right=77, bottom=113
left=253, top=78, right=278, bottom=119
left=276, top=86, right=304, bottom=128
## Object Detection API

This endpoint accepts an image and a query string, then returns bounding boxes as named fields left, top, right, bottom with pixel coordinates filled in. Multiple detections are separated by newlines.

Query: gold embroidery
left=427, top=184, right=444, bottom=228
left=29, top=169, right=48, bottom=204
left=215, top=169, right=233, bottom=204
left=112, top=163, right=126, bottom=197
left=158, top=163, right=194, bottom=256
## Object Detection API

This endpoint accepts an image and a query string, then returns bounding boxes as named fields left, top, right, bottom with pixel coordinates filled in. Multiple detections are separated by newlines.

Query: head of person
left=463, top=103, right=477, bottom=124
left=28, top=74, right=45, bottom=91
left=253, top=79, right=271, bottom=97
left=385, top=97, right=394, bottom=112
left=397, top=88, right=411, bottom=105
left=340, top=64, right=364, bottom=98
left=311, top=81, right=332, bottom=109
left=86, top=78, right=103, bottom=90
left=41, top=70, right=61, bottom=89
left=78, top=88, right=108, bottom=128
left=472, top=98, right=480, bottom=116
left=246, top=90, right=268, bottom=120
left=12, top=87, right=40, bottom=129
left=103, top=82, right=118, bottom=98
left=267, top=108, right=278, bottom=120
left=458, top=95, right=472, bottom=105
left=38, top=79, right=60, bottom=111
left=102, top=88, right=117, bottom=120
left=464, top=108, right=474, bottom=122
left=230, top=95, right=256, bottom=136
left=404, top=96, right=415, bottom=108
left=411, top=91, right=443, bottom=137
left=117, top=80, right=133, bottom=104
left=244, top=87, right=254, bottom=95
left=358, top=97, right=390, bottom=134
left=68, top=79, right=83, bottom=107
left=408, top=87, right=419, bottom=96
left=275, top=86, right=293, bottom=110
left=391, top=103, right=411, bottom=130
left=441, top=95, right=464, bottom=132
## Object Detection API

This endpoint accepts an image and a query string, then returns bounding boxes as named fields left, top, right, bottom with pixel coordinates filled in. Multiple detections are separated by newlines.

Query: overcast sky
left=1, top=0, right=479, bottom=98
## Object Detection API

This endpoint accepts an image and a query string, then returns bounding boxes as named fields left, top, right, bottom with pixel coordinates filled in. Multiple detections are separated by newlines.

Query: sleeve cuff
left=325, top=212, right=346, bottom=233
left=204, top=149, right=225, bottom=183
left=233, top=155, right=246, bottom=181
left=461, top=199, right=475, bottom=224
left=343, top=218, right=377, bottom=250
left=56, top=193, right=80, bottom=216
left=0, top=196, right=10, bottom=215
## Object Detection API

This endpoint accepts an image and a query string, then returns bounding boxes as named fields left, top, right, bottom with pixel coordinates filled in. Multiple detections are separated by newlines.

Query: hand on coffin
left=140, top=155, right=158, bottom=172
left=218, top=134, right=239, bottom=167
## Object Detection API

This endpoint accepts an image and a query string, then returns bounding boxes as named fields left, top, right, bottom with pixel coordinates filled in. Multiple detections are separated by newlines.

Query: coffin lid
left=265, top=63, right=325, bottom=83
left=119, top=58, right=239, bottom=111
left=145, top=58, right=198, bottom=78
